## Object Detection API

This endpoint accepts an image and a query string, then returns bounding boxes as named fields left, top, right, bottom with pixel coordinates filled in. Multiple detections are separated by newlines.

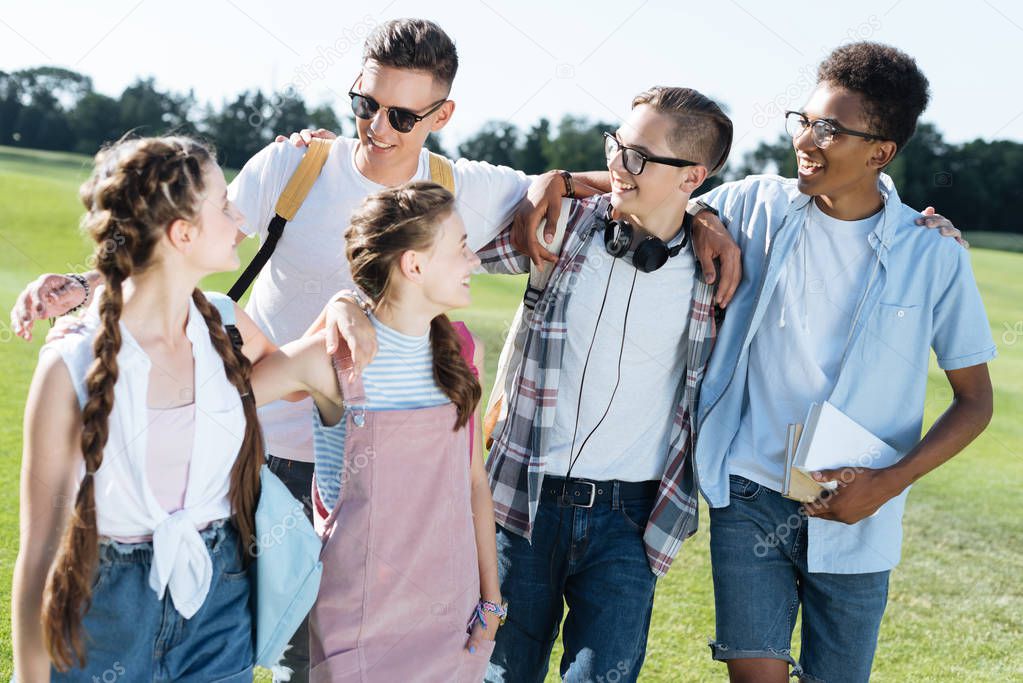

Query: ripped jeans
left=708, top=475, right=890, bottom=683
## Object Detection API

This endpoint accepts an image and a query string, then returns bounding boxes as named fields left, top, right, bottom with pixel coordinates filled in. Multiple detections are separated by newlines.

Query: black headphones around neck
left=599, top=203, right=692, bottom=273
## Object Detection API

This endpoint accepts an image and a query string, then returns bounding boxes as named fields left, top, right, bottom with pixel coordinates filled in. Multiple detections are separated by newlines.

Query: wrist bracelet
left=468, top=599, right=508, bottom=631
left=559, top=170, right=574, bottom=199
left=65, top=273, right=90, bottom=315
left=337, top=289, right=373, bottom=314
left=686, top=198, right=719, bottom=218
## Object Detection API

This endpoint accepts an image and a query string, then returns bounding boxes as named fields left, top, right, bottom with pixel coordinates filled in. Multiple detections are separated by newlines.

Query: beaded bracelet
left=65, top=273, right=90, bottom=314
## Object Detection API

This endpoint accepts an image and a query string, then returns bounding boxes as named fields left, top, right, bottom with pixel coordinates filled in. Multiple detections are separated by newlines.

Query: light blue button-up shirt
left=695, top=174, right=996, bottom=574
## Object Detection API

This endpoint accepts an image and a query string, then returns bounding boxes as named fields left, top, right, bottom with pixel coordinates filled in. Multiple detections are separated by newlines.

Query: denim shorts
left=50, top=520, right=253, bottom=683
left=708, top=475, right=890, bottom=683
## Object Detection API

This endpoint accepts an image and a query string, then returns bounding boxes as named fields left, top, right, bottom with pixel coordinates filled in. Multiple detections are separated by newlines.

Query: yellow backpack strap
left=227, top=138, right=333, bottom=301
left=274, top=138, right=333, bottom=220
left=428, top=152, right=456, bottom=193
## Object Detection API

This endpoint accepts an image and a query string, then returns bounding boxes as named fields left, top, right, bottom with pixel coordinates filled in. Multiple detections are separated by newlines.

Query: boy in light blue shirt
left=694, top=42, right=995, bottom=683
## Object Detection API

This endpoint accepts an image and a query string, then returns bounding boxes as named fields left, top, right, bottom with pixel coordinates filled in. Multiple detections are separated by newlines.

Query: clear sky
left=2, top=0, right=1020, bottom=160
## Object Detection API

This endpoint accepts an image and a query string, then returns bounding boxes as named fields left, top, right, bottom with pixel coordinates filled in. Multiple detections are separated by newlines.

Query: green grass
left=1, top=145, right=1020, bottom=681
left=965, top=231, right=1023, bottom=254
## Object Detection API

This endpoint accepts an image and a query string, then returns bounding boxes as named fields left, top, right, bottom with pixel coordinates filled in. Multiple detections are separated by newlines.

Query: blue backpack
left=207, top=292, right=323, bottom=674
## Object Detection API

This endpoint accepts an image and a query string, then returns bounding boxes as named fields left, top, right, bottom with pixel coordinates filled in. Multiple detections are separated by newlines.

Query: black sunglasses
left=348, top=76, right=447, bottom=134
left=784, top=111, right=880, bottom=149
left=603, top=132, right=698, bottom=176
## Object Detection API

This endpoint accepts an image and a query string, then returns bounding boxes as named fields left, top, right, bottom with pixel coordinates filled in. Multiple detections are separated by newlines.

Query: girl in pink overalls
left=248, top=181, right=505, bottom=682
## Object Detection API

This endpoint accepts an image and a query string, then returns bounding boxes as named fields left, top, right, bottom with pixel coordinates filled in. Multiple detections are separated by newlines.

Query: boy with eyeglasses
left=686, top=42, right=994, bottom=682
left=479, top=86, right=733, bottom=683
left=10, top=19, right=743, bottom=681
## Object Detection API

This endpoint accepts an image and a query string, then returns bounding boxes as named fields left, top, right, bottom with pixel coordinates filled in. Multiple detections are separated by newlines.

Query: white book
left=791, top=402, right=901, bottom=487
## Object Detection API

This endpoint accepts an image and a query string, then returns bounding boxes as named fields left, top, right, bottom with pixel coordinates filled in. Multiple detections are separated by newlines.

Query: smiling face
left=194, top=163, right=245, bottom=271
left=403, top=209, right=479, bottom=313
left=793, top=82, right=896, bottom=202
left=163, top=162, right=244, bottom=276
left=607, top=104, right=706, bottom=234
left=352, top=61, right=454, bottom=181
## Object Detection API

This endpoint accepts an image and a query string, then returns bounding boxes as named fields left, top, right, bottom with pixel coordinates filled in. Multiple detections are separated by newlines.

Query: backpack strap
left=228, top=138, right=334, bottom=302
left=205, top=291, right=243, bottom=350
left=428, top=152, right=456, bottom=193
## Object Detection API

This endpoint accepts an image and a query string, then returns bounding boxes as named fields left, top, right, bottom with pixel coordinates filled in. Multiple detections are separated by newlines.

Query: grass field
left=0, top=144, right=1020, bottom=681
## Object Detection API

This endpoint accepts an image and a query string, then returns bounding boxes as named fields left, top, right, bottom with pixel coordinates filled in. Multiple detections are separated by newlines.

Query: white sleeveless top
left=43, top=296, right=246, bottom=618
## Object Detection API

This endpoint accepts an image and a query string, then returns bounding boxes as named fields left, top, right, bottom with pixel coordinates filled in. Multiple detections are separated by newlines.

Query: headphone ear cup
left=633, top=238, right=669, bottom=273
left=603, top=218, right=632, bottom=258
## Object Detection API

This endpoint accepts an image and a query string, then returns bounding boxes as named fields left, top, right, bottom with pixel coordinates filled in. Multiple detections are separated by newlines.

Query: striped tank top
left=312, top=314, right=452, bottom=511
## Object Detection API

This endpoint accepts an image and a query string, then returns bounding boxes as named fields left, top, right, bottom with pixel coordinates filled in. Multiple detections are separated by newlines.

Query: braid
left=345, top=181, right=482, bottom=430
left=42, top=135, right=220, bottom=671
left=42, top=228, right=133, bottom=671
left=190, top=290, right=263, bottom=561
left=430, top=315, right=481, bottom=430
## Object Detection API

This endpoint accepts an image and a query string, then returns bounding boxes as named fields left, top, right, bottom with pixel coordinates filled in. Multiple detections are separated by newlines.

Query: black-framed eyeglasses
left=603, top=132, right=698, bottom=176
left=784, top=111, right=880, bottom=150
left=348, top=76, right=448, bottom=134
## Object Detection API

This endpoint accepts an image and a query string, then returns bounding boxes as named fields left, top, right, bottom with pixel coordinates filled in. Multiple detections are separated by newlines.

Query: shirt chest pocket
left=861, top=302, right=928, bottom=366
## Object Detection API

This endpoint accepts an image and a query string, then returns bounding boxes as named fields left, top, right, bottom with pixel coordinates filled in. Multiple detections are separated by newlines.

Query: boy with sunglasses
left=219, top=19, right=621, bottom=681
left=5, top=19, right=657, bottom=683
left=479, top=86, right=733, bottom=683
left=685, top=43, right=994, bottom=682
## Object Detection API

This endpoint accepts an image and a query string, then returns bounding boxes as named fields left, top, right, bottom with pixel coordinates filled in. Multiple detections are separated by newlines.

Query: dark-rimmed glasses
left=349, top=76, right=447, bottom=134
left=603, top=132, right=698, bottom=175
left=784, top=111, right=881, bottom=150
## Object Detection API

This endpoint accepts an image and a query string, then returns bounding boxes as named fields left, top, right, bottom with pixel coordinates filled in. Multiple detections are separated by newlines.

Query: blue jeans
left=266, top=454, right=315, bottom=683
left=50, top=520, right=252, bottom=682
left=709, top=475, right=890, bottom=683
left=485, top=486, right=658, bottom=683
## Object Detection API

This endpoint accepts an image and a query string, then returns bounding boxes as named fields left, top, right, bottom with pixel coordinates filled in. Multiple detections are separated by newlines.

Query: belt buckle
left=573, top=481, right=596, bottom=508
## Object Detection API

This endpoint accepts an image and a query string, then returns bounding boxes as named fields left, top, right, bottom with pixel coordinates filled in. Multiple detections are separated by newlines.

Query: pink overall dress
left=308, top=324, right=493, bottom=682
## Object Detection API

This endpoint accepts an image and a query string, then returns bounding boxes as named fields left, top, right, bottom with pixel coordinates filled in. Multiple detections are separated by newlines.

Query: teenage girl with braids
left=12, top=136, right=275, bottom=682
left=246, top=181, right=504, bottom=682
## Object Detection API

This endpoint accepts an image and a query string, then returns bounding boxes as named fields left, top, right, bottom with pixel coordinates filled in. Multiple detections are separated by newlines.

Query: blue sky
left=2, top=0, right=1020, bottom=160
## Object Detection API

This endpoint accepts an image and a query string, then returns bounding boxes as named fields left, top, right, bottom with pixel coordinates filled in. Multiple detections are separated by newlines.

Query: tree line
left=2, top=66, right=1018, bottom=233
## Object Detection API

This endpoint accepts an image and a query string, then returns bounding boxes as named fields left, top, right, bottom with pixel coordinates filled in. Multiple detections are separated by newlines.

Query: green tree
left=71, top=92, right=122, bottom=153
left=308, top=104, right=343, bottom=136
left=117, top=77, right=195, bottom=137
left=734, top=134, right=797, bottom=178
left=545, top=115, right=616, bottom=172
left=203, top=90, right=272, bottom=168
left=0, top=67, right=91, bottom=150
left=515, top=118, right=550, bottom=174
left=457, top=121, right=520, bottom=167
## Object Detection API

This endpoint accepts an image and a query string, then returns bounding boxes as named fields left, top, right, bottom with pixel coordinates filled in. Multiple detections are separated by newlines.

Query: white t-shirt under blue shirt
left=728, top=200, right=882, bottom=491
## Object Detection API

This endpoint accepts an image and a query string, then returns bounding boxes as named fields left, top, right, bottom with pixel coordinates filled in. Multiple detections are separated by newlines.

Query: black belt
left=541, top=476, right=660, bottom=508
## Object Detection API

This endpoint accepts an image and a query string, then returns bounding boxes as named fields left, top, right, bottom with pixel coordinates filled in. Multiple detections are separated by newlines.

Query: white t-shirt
left=728, top=201, right=882, bottom=491
left=546, top=229, right=696, bottom=482
left=228, top=136, right=532, bottom=461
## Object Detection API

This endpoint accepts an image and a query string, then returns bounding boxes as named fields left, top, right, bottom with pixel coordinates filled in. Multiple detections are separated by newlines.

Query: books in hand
left=782, top=401, right=900, bottom=504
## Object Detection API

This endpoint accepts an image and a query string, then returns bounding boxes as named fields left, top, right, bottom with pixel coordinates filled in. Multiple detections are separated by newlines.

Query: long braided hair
left=42, top=136, right=264, bottom=671
left=344, top=181, right=481, bottom=429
